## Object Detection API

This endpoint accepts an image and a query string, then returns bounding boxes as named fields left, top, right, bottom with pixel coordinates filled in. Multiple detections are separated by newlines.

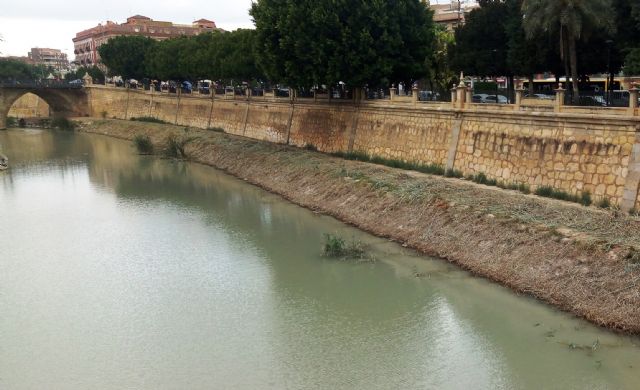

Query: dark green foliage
left=597, top=197, right=611, bottom=209
left=133, top=134, right=154, bottom=155
left=0, top=58, right=52, bottom=80
left=580, top=192, right=593, bottom=207
left=145, top=30, right=262, bottom=82
left=449, top=1, right=513, bottom=77
left=445, top=169, right=464, bottom=178
left=534, top=186, right=592, bottom=206
left=303, top=144, right=318, bottom=152
left=65, top=66, right=105, bottom=83
left=322, top=234, right=367, bottom=260
left=208, top=127, right=225, bottom=133
left=50, top=117, right=75, bottom=131
left=330, top=151, right=446, bottom=176
left=470, top=172, right=498, bottom=186
left=130, top=117, right=168, bottom=124
left=6, top=117, right=17, bottom=127
left=624, top=48, right=640, bottom=75
left=250, top=0, right=435, bottom=88
left=164, top=134, right=190, bottom=159
left=98, top=36, right=157, bottom=79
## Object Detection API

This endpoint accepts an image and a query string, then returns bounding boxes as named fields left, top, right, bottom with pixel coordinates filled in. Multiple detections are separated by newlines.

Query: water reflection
left=1, top=129, right=639, bottom=390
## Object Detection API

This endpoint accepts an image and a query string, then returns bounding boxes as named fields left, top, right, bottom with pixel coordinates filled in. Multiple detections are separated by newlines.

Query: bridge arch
left=0, top=86, right=89, bottom=129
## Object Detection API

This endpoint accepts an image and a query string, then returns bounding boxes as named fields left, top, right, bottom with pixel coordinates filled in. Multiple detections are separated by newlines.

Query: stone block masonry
left=86, top=86, right=640, bottom=210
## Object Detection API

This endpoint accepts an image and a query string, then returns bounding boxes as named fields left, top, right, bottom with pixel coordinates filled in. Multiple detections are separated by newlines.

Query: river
left=1, top=128, right=639, bottom=389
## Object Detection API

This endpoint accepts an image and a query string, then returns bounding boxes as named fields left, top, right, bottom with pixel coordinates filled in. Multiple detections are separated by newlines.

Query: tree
left=65, top=66, right=106, bottom=83
left=624, top=49, right=640, bottom=75
left=0, top=58, right=51, bottom=80
left=449, top=0, right=512, bottom=77
left=522, top=0, right=615, bottom=101
left=250, top=0, right=435, bottom=89
left=98, top=36, right=157, bottom=80
left=426, top=24, right=456, bottom=94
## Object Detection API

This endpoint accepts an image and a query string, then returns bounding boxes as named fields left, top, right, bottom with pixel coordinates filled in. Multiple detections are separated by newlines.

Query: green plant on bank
left=50, top=117, right=76, bottom=131
left=597, top=197, right=611, bottom=209
left=6, top=116, right=17, bottom=127
left=534, top=186, right=593, bottom=206
left=130, top=117, right=169, bottom=124
left=208, top=127, right=225, bottom=133
left=330, top=150, right=447, bottom=176
left=100, top=110, right=108, bottom=119
left=444, top=169, right=464, bottom=178
left=164, top=133, right=192, bottom=159
left=322, top=233, right=373, bottom=262
left=469, top=172, right=498, bottom=186
left=133, top=134, right=154, bottom=155
left=304, top=143, right=318, bottom=152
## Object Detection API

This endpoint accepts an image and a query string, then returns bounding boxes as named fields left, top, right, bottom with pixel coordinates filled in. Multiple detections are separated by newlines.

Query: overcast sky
left=0, top=0, right=255, bottom=57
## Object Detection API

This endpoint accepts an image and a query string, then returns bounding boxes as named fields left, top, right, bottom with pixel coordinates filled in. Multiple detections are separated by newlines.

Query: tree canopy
left=98, top=35, right=157, bottom=80
left=522, top=0, right=615, bottom=98
left=0, top=58, right=52, bottom=80
left=250, top=0, right=436, bottom=88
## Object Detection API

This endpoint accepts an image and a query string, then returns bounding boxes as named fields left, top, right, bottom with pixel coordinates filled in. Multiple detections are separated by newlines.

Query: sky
left=0, top=0, right=255, bottom=57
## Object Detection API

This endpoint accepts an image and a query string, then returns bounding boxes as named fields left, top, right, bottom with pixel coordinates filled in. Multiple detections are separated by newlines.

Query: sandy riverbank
left=77, top=118, right=640, bottom=334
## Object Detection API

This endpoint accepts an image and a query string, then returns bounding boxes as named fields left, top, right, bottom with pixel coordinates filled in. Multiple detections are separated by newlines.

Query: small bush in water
left=322, top=234, right=371, bottom=261
left=133, top=134, right=154, bottom=154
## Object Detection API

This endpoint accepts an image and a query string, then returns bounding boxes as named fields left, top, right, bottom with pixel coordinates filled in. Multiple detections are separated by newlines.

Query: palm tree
left=522, top=0, right=615, bottom=103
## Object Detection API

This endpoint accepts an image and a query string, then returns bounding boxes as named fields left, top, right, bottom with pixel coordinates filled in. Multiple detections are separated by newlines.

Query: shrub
left=304, top=143, right=318, bottom=151
left=130, top=116, right=168, bottom=124
left=6, top=116, right=17, bottom=127
left=323, top=234, right=346, bottom=257
left=597, top=197, right=611, bottom=209
left=470, top=172, right=497, bottom=186
left=133, top=134, right=154, bottom=155
left=445, top=169, right=464, bottom=178
left=164, top=134, right=190, bottom=159
left=534, top=186, right=591, bottom=205
left=322, top=233, right=369, bottom=260
left=100, top=110, right=108, bottom=119
left=51, top=117, right=76, bottom=131
left=580, top=192, right=593, bottom=207
left=208, top=127, right=225, bottom=133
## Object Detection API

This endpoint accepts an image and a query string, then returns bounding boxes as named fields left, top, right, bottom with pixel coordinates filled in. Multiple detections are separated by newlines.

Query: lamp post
left=606, top=39, right=613, bottom=107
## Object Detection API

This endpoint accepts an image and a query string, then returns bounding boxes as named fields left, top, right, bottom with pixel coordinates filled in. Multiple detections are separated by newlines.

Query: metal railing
left=0, top=79, right=84, bottom=89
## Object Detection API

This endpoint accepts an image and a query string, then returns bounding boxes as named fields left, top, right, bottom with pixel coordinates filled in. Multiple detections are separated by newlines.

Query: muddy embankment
left=78, top=119, right=640, bottom=334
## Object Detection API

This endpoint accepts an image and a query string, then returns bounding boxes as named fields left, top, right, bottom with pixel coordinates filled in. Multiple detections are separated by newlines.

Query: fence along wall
left=86, top=86, right=640, bottom=210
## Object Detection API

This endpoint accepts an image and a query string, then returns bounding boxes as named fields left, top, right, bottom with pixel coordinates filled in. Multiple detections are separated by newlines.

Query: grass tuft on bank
left=130, top=117, right=169, bottom=124
left=133, top=134, right=154, bottom=155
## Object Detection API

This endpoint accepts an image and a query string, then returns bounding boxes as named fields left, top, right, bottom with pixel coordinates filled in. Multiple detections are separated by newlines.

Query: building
left=430, top=1, right=479, bottom=31
left=72, top=15, right=222, bottom=67
left=28, top=48, right=69, bottom=71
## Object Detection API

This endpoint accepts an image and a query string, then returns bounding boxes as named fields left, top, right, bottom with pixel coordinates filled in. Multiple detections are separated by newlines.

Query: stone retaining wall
left=85, top=86, right=640, bottom=210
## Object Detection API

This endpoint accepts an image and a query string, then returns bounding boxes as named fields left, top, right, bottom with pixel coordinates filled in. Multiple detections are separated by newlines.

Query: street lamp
left=606, top=39, right=613, bottom=107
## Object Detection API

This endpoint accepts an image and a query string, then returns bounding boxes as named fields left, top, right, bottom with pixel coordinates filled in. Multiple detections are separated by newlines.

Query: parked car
left=472, top=93, right=489, bottom=103
left=483, top=95, right=509, bottom=104
left=68, top=79, right=83, bottom=86
left=525, top=93, right=554, bottom=100
left=198, top=80, right=211, bottom=94
left=419, top=91, right=440, bottom=101
left=181, top=81, right=193, bottom=93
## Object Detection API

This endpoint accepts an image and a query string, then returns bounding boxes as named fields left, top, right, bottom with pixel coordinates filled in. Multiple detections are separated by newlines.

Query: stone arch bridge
left=0, top=81, right=89, bottom=129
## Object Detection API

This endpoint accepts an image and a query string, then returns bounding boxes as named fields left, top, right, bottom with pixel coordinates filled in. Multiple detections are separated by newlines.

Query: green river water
left=1, top=129, right=639, bottom=389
